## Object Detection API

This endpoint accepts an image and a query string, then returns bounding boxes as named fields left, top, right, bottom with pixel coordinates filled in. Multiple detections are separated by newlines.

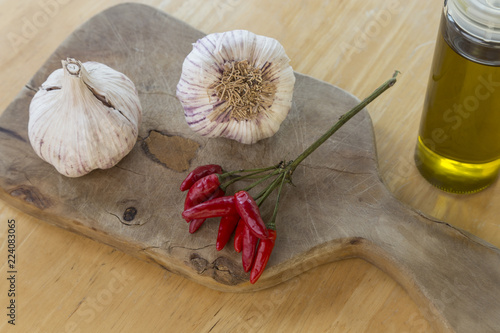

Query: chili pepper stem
left=256, top=72, right=399, bottom=217
left=255, top=173, right=284, bottom=206
left=266, top=172, right=287, bottom=230
left=288, top=71, right=399, bottom=174
left=242, top=169, right=281, bottom=192
left=219, top=164, right=279, bottom=179
left=220, top=168, right=277, bottom=191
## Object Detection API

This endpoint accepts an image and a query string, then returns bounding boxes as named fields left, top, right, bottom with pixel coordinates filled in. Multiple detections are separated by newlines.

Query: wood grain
left=0, top=1, right=499, bottom=332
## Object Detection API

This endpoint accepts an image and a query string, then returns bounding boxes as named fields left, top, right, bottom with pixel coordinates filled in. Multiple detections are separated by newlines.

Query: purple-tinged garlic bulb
left=177, top=30, right=295, bottom=144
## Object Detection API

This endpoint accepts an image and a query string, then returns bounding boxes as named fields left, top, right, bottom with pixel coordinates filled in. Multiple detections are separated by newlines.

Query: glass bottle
left=415, top=0, right=500, bottom=193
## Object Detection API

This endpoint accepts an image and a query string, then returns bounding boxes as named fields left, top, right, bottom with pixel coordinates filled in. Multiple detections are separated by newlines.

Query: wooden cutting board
left=0, top=4, right=499, bottom=332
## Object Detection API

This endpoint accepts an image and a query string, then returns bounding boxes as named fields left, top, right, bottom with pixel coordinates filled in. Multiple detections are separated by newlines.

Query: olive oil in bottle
left=415, top=0, right=500, bottom=193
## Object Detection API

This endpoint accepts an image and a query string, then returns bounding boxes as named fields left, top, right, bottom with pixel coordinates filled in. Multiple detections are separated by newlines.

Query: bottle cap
left=447, top=0, right=500, bottom=43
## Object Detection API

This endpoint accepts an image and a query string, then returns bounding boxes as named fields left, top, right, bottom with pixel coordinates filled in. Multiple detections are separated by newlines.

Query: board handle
left=361, top=192, right=500, bottom=333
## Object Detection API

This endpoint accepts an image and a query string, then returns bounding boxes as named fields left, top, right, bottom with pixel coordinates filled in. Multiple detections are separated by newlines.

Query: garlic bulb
left=176, top=30, right=295, bottom=144
left=28, top=58, right=142, bottom=177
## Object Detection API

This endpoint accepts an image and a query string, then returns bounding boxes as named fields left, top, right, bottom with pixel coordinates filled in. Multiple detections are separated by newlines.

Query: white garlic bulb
left=28, top=58, right=142, bottom=177
left=176, top=30, right=295, bottom=144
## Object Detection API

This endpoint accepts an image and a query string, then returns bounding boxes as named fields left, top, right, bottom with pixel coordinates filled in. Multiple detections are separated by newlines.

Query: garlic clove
left=28, top=58, right=142, bottom=177
left=177, top=30, right=295, bottom=144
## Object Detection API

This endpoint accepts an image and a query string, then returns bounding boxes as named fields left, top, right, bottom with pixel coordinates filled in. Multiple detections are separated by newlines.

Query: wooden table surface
left=1, top=0, right=499, bottom=332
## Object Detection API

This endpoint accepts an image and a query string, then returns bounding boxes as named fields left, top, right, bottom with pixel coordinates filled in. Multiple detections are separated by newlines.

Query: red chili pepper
left=234, top=191, right=269, bottom=239
left=216, top=215, right=239, bottom=251
left=189, top=219, right=205, bottom=234
left=250, top=229, right=277, bottom=284
left=182, top=196, right=237, bottom=220
left=242, top=224, right=258, bottom=272
left=184, top=174, right=221, bottom=218
left=180, top=164, right=223, bottom=191
left=233, top=221, right=245, bottom=253
left=184, top=187, right=225, bottom=223
left=186, top=189, right=225, bottom=232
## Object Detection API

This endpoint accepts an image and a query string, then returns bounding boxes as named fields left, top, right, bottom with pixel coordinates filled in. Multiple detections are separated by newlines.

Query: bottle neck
left=442, top=3, right=500, bottom=66
left=447, top=0, right=500, bottom=42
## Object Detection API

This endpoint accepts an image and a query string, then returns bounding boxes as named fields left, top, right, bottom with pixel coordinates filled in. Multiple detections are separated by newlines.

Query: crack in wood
left=113, top=165, right=147, bottom=176
left=0, top=127, right=27, bottom=142
left=107, top=210, right=148, bottom=226
left=25, top=84, right=38, bottom=92
left=169, top=243, right=214, bottom=252
left=136, top=89, right=177, bottom=98
left=67, top=297, right=86, bottom=319
left=300, top=162, right=374, bottom=175
left=208, top=318, right=221, bottom=332
left=415, top=209, right=500, bottom=252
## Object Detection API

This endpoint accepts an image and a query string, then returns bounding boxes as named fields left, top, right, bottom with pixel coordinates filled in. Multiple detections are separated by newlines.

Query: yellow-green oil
left=415, top=17, right=500, bottom=193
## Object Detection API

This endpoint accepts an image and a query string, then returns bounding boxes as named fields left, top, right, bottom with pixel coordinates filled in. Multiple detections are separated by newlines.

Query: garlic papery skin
left=176, top=30, right=295, bottom=144
left=28, top=58, right=142, bottom=177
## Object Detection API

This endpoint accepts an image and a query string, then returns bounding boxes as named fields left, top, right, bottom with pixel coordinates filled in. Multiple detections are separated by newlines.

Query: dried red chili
left=180, top=164, right=223, bottom=191
left=233, top=221, right=245, bottom=253
left=234, top=191, right=269, bottom=239
left=184, top=187, right=225, bottom=224
left=241, top=224, right=258, bottom=272
left=188, top=219, right=205, bottom=234
left=184, top=174, right=222, bottom=217
left=182, top=196, right=237, bottom=220
left=250, top=229, right=277, bottom=284
left=216, top=215, right=240, bottom=251
left=187, top=189, right=225, bottom=232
